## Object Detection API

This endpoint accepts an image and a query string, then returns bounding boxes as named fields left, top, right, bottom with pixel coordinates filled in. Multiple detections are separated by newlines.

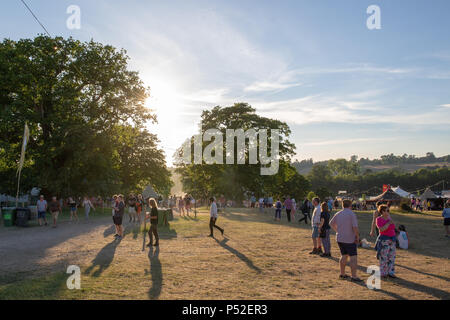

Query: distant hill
left=293, top=153, right=450, bottom=175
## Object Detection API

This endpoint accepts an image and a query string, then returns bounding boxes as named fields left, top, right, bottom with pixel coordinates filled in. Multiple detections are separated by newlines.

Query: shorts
left=51, top=211, right=59, bottom=219
left=444, top=218, right=450, bottom=226
left=70, top=207, right=77, bottom=212
left=38, top=211, right=46, bottom=219
left=312, top=226, right=320, bottom=238
left=338, top=242, right=358, bottom=257
left=129, top=207, right=136, bottom=214
left=113, top=215, right=123, bottom=226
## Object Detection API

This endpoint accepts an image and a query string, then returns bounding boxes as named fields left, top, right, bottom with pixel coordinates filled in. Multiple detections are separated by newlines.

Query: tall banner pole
left=16, top=122, right=30, bottom=208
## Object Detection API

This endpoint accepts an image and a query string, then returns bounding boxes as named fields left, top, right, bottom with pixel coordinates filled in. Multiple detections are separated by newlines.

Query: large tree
left=175, top=103, right=309, bottom=203
left=0, top=36, right=171, bottom=197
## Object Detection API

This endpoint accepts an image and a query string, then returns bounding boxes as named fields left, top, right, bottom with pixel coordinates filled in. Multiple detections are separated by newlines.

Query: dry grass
left=0, top=207, right=449, bottom=300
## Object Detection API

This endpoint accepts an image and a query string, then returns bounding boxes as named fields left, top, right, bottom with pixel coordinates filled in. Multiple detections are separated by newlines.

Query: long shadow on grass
left=214, top=238, right=261, bottom=273
left=146, top=246, right=162, bottom=300
left=328, top=257, right=450, bottom=299
left=84, top=238, right=121, bottom=277
left=396, top=264, right=450, bottom=282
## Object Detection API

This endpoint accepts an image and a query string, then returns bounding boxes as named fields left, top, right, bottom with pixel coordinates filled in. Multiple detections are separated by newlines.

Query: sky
left=1, top=0, right=450, bottom=166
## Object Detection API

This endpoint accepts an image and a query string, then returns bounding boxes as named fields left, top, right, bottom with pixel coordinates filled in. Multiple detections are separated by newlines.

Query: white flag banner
left=17, top=122, right=30, bottom=177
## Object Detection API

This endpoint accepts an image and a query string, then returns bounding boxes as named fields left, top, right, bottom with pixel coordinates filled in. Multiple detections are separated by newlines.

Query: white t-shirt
left=210, top=202, right=218, bottom=218
left=398, top=231, right=408, bottom=249
left=312, top=205, right=322, bottom=227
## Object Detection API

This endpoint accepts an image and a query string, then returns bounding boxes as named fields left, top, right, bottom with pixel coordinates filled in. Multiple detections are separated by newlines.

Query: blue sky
left=2, top=0, right=450, bottom=165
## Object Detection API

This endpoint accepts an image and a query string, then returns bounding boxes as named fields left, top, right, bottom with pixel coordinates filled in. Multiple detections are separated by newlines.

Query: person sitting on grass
left=442, top=203, right=450, bottom=238
left=397, top=225, right=409, bottom=249
left=329, top=199, right=362, bottom=282
left=146, top=198, right=159, bottom=247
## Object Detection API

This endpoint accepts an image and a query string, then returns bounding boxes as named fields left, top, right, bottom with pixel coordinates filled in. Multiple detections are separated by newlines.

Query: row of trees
left=294, top=153, right=449, bottom=174
left=0, top=36, right=172, bottom=198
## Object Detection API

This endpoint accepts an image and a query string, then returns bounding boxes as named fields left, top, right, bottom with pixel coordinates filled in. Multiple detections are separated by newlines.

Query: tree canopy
left=0, top=36, right=172, bottom=197
left=174, top=103, right=310, bottom=202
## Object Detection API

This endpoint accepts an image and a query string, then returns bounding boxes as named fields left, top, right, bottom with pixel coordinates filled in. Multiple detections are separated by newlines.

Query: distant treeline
left=301, top=155, right=449, bottom=198
left=294, top=153, right=450, bottom=174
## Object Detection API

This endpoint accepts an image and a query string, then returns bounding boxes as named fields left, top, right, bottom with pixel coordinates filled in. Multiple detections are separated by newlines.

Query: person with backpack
left=319, top=202, right=332, bottom=257
left=274, top=199, right=282, bottom=221
left=299, top=199, right=309, bottom=225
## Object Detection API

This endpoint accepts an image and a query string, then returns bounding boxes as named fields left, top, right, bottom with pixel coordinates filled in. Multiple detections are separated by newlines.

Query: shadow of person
left=396, top=264, right=450, bottom=282
left=147, top=246, right=162, bottom=300
left=214, top=238, right=261, bottom=274
left=103, top=225, right=115, bottom=238
left=328, top=257, right=450, bottom=299
left=84, top=238, right=121, bottom=277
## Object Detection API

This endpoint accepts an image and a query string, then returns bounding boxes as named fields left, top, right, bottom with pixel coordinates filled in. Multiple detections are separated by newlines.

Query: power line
left=19, top=0, right=52, bottom=37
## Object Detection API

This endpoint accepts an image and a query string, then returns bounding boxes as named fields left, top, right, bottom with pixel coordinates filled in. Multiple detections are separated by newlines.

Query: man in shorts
left=36, top=195, right=48, bottom=226
left=49, top=196, right=62, bottom=228
left=113, top=195, right=125, bottom=239
left=310, top=197, right=322, bottom=254
left=128, top=194, right=137, bottom=223
left=330, top=199, right=362, bottom=282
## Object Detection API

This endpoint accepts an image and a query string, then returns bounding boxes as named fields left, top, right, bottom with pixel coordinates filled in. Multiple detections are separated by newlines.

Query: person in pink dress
left=375, top=204, right=397, bottom=278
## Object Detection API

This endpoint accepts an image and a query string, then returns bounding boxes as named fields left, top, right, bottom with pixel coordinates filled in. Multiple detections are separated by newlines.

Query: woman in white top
left=209, top=197, right=224, bottom=237
left=83, top=196, right=95, bottom=221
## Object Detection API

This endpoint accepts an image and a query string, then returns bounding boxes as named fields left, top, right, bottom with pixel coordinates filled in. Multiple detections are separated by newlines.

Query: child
left=397, top=225, right=409, bottom=249
left=275, top=199, right=282, bottom=221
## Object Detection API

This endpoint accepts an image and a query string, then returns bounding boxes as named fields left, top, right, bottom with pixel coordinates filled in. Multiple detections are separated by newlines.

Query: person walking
left=36, top=195, right=48, bottom=226
left=146, top=198, right=160, bottom=247
left=284, top=196, right=293, bottom=223
left=136, top=194, right=144, bottom=224
left=319, top=202, right=332, bottom=257
left=49, top=196, right=62, bottom=228
left=178, top=197, right=185, bottom=216
left=82, top=196, right=95, bottom=221
left=375, top=204, right=397, bottom=278
left=68, top=197, right=79, bottom=222
left=329, top=199, right=362, bottom=282
left=209, top=197, right=224, bottom=237
left=299, top=199, right=309, bottom=225
left=442, top=203, right=450, bottom=237
left=113, top=195, right=125, bottom=239
left=310, top=197, right=322, bottom=254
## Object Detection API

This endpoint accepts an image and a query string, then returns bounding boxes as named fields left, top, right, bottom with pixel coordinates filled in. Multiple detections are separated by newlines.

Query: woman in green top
left=146, top=198, right=159, bottom=247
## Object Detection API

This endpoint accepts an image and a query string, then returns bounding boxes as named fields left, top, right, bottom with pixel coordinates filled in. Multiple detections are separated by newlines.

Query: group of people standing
left=36, top=195, right=96, bottom=228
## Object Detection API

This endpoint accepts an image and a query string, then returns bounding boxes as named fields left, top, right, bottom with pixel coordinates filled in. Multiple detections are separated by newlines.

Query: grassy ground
left=0, top=207, right=449, bottom=300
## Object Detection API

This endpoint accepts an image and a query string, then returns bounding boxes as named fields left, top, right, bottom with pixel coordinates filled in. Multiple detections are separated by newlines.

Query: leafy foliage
left=0, top=36, right=172, bottom=197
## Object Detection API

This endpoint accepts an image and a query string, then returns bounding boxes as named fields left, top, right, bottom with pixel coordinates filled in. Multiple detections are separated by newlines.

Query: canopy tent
left=419, top=188, right=437, bottom=201
left=368, top=189, right=404, bottom=202
left=142, top=185, right=158, bottom=200
left=392, top=186, right=411, bottom=198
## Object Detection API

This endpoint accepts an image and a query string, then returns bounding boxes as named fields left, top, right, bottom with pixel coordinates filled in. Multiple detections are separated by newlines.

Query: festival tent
left=419, top=188, right=437, bottom=201
left=392, top=186, right=411, bottom=198
left=368, top=189, right=404, bottom=202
